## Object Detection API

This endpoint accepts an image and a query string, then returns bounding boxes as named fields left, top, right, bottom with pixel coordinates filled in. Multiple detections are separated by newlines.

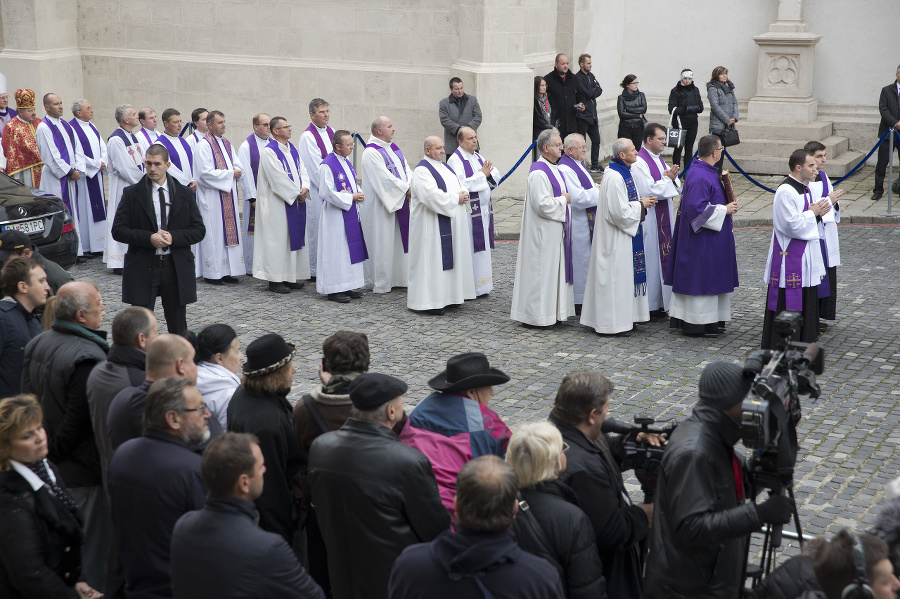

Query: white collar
left=152, top=179, right=169, bottom=193
left=10, top=459, right=53, bottom=491
left=457, top=147, right=477, bottom=160
left=200, top=361, right=241, bottom=384
left=367, top=136, right=391, bottom=148
left=424, top=156, right=444, bottom=166
left=254, top=134, right=268, bottom=144
left=313, top=124, right=328, bottom=133
left=44, top=115, right=61, bottom=124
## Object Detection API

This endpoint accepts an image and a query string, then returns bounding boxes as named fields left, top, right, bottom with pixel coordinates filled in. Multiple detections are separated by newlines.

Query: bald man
left=407, top=136, right=475, bottom=315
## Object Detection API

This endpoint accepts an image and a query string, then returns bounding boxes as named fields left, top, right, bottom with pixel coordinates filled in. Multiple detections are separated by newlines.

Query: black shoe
left=76, top=256, right=88, bottom=263
left=222, top=275, right=240, bottom=284
left=425, top=308, right=446, bottom=315
left=205, top=277, right=224, bottom=285
left=589, top=163, right=604, bottom=173
left=269, top=282, right=290, bottom=294
left=818, top=321, right=829, bottom=333
left=574, top=304, right=582, bottom=316
left=285, top=281, right=306, bottom=290
left=112, top=268, right=123, bottom=275
left=649, top=309, right=668, bottom=320
left=328, top=292, right=350, bottom=303
left=686, top=331, right=719, bottom=338
left=346, top=289, right=363, bottom=299
left=310, top=275, right=317, bottom=282
left=872, top=189, right=884, bottom=200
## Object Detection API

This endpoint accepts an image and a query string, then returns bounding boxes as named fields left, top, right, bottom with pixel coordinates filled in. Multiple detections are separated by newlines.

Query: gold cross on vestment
left=786, top=273, right=802, bottom=289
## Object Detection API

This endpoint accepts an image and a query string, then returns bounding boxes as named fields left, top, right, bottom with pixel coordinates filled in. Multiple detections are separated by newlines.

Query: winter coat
left=617, top=90, right=648, bottom=136
left=534, top=95, right=554, bottom=141
left=750, top=555, right=826, bottom=599
left=513, top=479, right=608, bottom=599
left=195, top=362, right=240, bottom=430
left=388, top=529, right=566, bottom=599
left=707, top=80, right=739, bottom=134
left=439, top=93, right=483, bottom=156
left=667, top=81, right=704, bottom=130
left=545, top=69, right=581, bottom=136
left=643, top=403, right=762, bottom=599
left=574, top=70, right=603, bottom=124
left=0, top=297, right=42, bottom=398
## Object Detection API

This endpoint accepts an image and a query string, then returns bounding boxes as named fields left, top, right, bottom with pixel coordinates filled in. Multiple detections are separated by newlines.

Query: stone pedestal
left=746, top=30, right=821, bottom=124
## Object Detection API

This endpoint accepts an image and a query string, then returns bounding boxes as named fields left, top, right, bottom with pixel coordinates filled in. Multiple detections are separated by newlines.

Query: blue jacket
left=0, top=298, right=42, bottom=398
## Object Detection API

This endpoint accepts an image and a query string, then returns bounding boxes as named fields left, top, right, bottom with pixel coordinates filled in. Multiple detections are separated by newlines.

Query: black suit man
left=112, top=144, right=206, bottom=334
left=873, top=64, right=900, bottom=200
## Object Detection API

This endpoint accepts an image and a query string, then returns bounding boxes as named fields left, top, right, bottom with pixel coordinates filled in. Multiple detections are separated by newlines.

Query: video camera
left=602, top=416, right=678, bottom=502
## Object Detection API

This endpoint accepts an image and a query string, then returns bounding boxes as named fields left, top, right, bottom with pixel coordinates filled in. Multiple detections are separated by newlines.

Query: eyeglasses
left=181, top=403, right=210, bottom=414
left=714, top=147, right=724, bottom=153
left=562, top=442, right=570, bottom=453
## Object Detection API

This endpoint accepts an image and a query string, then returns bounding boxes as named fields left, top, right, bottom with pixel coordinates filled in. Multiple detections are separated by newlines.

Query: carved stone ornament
left=766, top=55, right=799, bottom=86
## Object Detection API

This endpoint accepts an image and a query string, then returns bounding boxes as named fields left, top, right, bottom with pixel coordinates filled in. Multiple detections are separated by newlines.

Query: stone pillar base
left=747, top=97, right=818, bottom=124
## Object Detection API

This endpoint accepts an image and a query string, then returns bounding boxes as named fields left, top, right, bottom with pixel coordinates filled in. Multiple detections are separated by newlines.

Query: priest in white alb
left=195, top=110, right=245, bottom=284
left=580, top=138, right=655, bottom=336
left=253, top=116, right=310, bottom=294
left=632, top=123, right=679, bottom=315
left=136, top=107, right=159, bottom=155
left=408, top=136, right=475, bottom=314
left=35, top=92, right=86, bottom=257
left=447, top=126, right=500, bottom=297
left=69, top=98, right=107, bottom=255
left=187, top=107, right=209, bottom=153
left=237, top=113, right=270, bottom=275
left=317, top=130, right=368, bottom=303
left=510, top=129, right=574, bottom=327
left=298, top=99, right=334, bottom=279
left=359, top=116, right=413, bottom=293
left=556, top=133, right=600, bottom=310
left=106, top=104, right=145, bottom=270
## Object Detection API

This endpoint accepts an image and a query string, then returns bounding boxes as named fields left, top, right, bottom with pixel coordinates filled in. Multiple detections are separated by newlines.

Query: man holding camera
left=644, top=361, right=794, bottom=599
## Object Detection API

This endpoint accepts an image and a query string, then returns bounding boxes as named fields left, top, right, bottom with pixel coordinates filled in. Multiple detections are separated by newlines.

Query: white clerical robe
left=36, top=116, right=86, bottom=256
left=188, top=130, right=205, bottom=153
left=809, top=173, right=841, bottom=267
left=70, top=119, right=107, bottom=254
left=156, top=133, right=200, bottom=275
left=510, top=158, right=574, bottom=326
left=196, top=135, right=245, bottom=278
left=253, top=141, right=310, bottom=283
left=299, top=126, right=332, bottom=277
left=317, top=154, right=365, bottom=295
left=447, top=148, right=500, bottom=296
left=557, top=159, right=600, bottom=304
left=763, top=178, right=824, bottom=289
left=106, top=128, right=144, bottom=268
left=137, top=128, right=159, bottom=156
left=631, top=151, right=679, bottom=311
left=237, top=134, right=269, bottom=274
left=581, top=167, right=649, bottom=334
left=408, top=157, right=476, bottom=310
left=359, top=136, right=412, bottom=293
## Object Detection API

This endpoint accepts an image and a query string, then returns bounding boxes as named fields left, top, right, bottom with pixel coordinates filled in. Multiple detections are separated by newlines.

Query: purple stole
left=321, top=153, right=368, bottom=264
left=266, top=139, right=306, bottom=251
left=416, top=159, right=456, bottom=271
left=814, top=172, right=832, bottom=299
left=453, top=149, right=495, bottom=252
left=766, top=187, right=810, bottom=311
left=529, top=161, right=574, bottom=284
left=139, top=129, right=156, bottom=146
left=45, top=118, right=79, bottom=218
left=109, top=129, right=144, bottom=172
left=305, top=124, right=335, bottom=159
left=637, top=148, right=674, bottom=277
left=156, top=135, right=193, bottom=176
left=557, top=154, right=597, bottom=242
left=203, top=133, right=241, bottom=247
left=69, top=119, right=106, bottom=223
left=245, top=134, right=265, bottom=235
left=366, top=142, right=410, bottom=253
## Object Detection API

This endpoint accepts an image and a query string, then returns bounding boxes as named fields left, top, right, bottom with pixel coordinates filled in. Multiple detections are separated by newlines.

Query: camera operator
left=549, top=370, right=663, bottom=598
left=644, top=361, right=794, bottom=599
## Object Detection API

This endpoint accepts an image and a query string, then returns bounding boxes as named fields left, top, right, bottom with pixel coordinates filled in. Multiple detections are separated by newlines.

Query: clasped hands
left=150, top=230, right=173, bottom=248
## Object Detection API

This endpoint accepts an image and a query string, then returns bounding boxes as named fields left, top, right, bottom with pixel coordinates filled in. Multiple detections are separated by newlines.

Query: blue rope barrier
left=179, top=122, right=195, bottom=138
left=722, top=148, right=777, bottom=193
left=677, top=151, right=699, bottom=180
left=491, top=141, right=536, bottom=190
left=832, top=129, right=894, bottom=186
left=353, top=132, right=366, bottom=146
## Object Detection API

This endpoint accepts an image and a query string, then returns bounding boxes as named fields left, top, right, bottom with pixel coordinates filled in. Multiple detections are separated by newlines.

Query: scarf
left=606, top=158, right=647, bottom=294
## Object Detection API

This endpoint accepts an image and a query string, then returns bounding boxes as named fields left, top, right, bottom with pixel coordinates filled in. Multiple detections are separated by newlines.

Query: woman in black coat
left=533, top=76, right=554, bottom=160
left=0, top=395, right=101, bottom=599
left=508, top=422, right=607, bottom=599
left=667, top=68, right=705, bottom=169
left=617, top=74, right=647, bottom=151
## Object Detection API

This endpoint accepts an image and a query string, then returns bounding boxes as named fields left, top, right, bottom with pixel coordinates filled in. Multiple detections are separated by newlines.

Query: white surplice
left=631, top=151, right=679, bottom=311
left=70, top=118, right=108, bottom=254
left=557, top=159, right=600, bottom=304
left=36, top=116, right=86, bottom=256
left=253, top=141, right=309, bottom=283
left=359, top=136, right=412, bottom=293
left=510, top=157, right=574, bottom=326
left=106, top=128, right=144, bottom=268
left=237, top=134, right=269, bottom=274
left=156, top=133, right=200, bottom=275
left=447, top=148, right=500, bottom=296
left=408, top=157, right=475, bottom=310
left=580, top=166, right=649, bottom=334
left=316, top=154, right=365, bottom=295
left=809, top=172, right=841, bottom=267
left=299, top=126, right=333, bottom=277
left=137, top=128, right=159, bottom=156
left=763, top=178, right=824, bottom=289
left=196, top=135, right=245, bottom=279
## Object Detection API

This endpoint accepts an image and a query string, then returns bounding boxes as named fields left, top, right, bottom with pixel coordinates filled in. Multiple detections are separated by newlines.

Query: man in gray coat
left=438, top=77, right=482, bottom=159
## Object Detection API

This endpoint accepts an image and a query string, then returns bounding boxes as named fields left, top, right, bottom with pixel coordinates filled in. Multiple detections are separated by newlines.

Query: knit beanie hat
left=698, top=361, right=753, bottom=409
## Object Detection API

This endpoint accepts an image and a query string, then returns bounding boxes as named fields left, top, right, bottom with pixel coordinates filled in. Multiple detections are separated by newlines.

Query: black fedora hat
left=428, top=352, right=510, bottom=394
left=243, top=333, right=295, bottom=377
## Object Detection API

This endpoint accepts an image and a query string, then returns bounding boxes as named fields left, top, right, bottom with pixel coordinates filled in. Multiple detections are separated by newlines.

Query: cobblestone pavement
left=71, top=222, right=900, bottom=560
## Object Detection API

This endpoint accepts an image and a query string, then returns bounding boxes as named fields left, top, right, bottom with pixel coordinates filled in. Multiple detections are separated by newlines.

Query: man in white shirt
left=188, top=107, right=209, bottom=151
left=69, top=98, right=108, bottom=255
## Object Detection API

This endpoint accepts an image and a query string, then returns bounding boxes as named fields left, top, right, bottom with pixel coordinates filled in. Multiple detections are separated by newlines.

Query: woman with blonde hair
left=507, top=421, right=606, bottom=599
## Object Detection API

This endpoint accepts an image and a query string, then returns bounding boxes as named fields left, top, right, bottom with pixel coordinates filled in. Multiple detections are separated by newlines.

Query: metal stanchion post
left=878, top=130, right=899, bottom=216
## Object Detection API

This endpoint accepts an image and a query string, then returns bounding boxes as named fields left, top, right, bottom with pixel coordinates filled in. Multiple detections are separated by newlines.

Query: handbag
left=666, top=109, right=686, bottom=149
left=720, top=125, right=740, bottom=147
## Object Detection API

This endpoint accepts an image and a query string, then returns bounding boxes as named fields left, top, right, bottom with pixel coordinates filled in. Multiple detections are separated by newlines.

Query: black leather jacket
left=644, top=403, right=762, bottom=599
left=617, top=90, right=648, bottom=132
left=750, top=555, right=826, bottom=599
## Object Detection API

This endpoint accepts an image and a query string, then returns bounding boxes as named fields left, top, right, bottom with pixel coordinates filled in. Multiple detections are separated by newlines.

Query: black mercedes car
left=0, top=171, right=79, bottom=267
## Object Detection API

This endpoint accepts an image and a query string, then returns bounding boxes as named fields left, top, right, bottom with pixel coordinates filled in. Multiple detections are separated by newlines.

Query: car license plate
left=3, top=219, right=44, bottom=234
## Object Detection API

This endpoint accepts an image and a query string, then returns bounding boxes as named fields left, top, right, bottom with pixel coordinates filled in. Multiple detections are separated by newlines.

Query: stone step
left=725, top=149, right=865, bottom=177
left=729, top=135, right=849, bottom=157
left=735, top=120, right=833, bottom=140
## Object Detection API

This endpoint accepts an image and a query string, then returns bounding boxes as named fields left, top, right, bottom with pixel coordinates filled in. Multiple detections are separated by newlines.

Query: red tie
left=732, top=454, right=744, bottom=500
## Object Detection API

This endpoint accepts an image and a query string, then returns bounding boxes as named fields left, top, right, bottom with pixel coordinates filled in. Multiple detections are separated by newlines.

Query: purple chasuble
left=204, top=133, right=241, bottom=247
left=109, top=129, right=144, bottom=172
left=305, top=124, right=335, bottom=159
left=266, top=139, right=306, bottom=251
left=366, top=142, right=410, bottom=253
left=557, top=154, right=597, bottom=242
left=45, top=119, right=78, bottom=218
left=246, top=134, right=264, bottom=235
left=453, top=148, right=495, bottom=252
left=766, top=181, right=811, bottom=311
left=415, top=159, right=455, bottom=271
left=69, top=119, right=106, bottom=223
left=637, top=148, right=674, bottom=277
left=321, top=153, right=368, bottom=264
left=530, top=161, right=574, bottom=284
